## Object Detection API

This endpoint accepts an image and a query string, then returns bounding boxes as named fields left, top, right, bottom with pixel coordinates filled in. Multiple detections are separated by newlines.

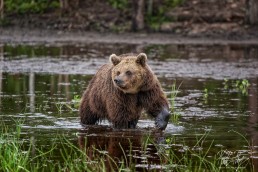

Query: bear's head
left=110, top=53, right=147, bottom=94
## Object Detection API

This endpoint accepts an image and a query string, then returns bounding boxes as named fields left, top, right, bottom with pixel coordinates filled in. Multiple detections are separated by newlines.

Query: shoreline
left=1, top=27, right=258, bottom=45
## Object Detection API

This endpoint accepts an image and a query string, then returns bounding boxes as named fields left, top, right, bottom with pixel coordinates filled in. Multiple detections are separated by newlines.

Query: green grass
left=55, top=95, right=81, bottom=113
left=0, top=120, right=253, bottom=172
left=0, top=121, right=31, bottom=172
left=5, top=0, right=59, bottom=14
left=170, top=81, right=182, bottom=124
left=0, top=121, right=135, bottom=171
left=160, top=131, right=252, bottom=171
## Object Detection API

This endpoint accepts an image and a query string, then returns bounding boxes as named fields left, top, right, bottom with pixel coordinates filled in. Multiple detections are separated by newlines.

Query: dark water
left=1, top=43, right=258, bottom=171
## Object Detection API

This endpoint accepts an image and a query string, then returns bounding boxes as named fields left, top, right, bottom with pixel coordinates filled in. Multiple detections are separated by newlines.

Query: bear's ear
left=136, top=53, right=147, bottom=66
left=110, top=54, right=121, bottom=66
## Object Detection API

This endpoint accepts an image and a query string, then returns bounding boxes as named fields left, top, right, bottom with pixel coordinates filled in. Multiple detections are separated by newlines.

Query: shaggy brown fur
left=79, top=53, right=170, bottom=130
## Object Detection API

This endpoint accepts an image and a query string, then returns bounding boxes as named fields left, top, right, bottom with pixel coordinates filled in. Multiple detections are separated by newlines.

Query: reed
left=0, top=121, right=253, bottom=172
left=170, top=81, right=182, bottom=124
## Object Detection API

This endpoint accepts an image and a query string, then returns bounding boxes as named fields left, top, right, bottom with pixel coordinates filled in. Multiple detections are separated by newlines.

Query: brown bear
left=79, top=53, right=170, bottom=130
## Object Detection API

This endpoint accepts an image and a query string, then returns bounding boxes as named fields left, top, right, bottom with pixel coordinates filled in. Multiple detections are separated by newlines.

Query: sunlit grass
left=0, top=121, right=254, bottom=172
left=0, top=122, right=134, bottom=171
left=0, top=121, right=30, bottom=172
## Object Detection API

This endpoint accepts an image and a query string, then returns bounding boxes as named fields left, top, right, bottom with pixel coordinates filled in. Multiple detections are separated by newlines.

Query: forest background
left=0, top=0, right=258, bottom=38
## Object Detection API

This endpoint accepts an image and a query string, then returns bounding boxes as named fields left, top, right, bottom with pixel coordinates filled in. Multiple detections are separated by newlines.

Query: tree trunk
left=132, top=0, right=145, bottom=31
left=147, top=0, right=153, bottom=16
left=60, top=0, right=69, bottom=11
left=246, top=0, right=258, bottom=25
left=0, top=0, right=4, bottom=20
left=59, top=0, right=80, bottom=14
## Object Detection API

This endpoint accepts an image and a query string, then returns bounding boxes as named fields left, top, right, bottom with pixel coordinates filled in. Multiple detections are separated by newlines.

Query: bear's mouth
left=116, top=84, right=127, bottom=90
left=114, top=83, right=129, bottom=91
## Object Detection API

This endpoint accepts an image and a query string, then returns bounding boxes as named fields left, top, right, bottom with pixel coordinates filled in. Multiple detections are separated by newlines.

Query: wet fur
left=79, top=53, right=170, bottom=130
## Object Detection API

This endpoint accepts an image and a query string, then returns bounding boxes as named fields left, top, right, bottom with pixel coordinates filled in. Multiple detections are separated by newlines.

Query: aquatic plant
left=223, top=78, right=250, bottom=96
left=0, top=120, right=32, bottom=172
left=0, top=120, right=254, bottom=171
left=223, top=78, right=229, bottom=89
left=170, top=81, right=182, bottom=124
left=203, top=88, right=209, bottom=104
left=204, top=88, right=208, bottom=99
left=55, top=95, right=81, bottom=113
left=160, top=131, right=253, bottom=171
left=55, top=102, right=65, bottom=114
left=0, top=120, right=138, bottom=171
left=71, top=95, right=81, bottom=109
left=235, top=79, right=250, bottom=96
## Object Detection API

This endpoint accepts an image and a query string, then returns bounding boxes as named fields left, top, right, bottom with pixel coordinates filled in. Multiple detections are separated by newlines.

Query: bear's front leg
left=154, top=107, right=170, bottom=130
left=108, top=107, right=139, bottom=129
left=112, top=118, right=139, bottom=129
left=128, top=120, right=138, bottom=129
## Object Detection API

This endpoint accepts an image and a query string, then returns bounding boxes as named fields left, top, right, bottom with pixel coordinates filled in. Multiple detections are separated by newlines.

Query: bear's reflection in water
left=78, top=125, right=166, bottom=171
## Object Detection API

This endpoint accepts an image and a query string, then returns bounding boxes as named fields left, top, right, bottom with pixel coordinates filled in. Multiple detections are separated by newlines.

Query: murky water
left=1, top=43, right=258, bottom=171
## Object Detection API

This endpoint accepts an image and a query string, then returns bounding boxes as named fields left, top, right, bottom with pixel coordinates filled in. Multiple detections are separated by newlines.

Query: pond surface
left=0, top=43, right=258, bottom=171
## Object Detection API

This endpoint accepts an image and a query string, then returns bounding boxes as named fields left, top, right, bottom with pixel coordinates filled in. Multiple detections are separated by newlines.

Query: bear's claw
left=155, top=107, right=170, bottom=130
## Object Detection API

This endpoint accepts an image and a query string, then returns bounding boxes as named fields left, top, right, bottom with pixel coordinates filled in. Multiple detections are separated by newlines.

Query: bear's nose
left=114, top=78, right=123, bottom=85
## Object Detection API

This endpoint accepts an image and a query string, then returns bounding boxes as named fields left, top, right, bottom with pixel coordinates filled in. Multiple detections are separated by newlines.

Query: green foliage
left=235, top=79, right=250, bottom=96
left=5, top=0, right=59, bottom=14
left=146, top=0, right=185, bottom=30
left=0, top=121, right=30, bottom=171
left=71, top=95, right=81, bottom=109
left=166, top=0, right=185, bottom=8
left=108, top=0, right=128, bottom=10
left=223, top=78, right=250, bottom=96
left=0, top=18, right=11, bottom=26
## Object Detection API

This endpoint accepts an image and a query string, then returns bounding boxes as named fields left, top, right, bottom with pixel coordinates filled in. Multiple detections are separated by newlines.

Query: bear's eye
left=125, top=71, right=132, bottom=76
left=116, top=71, right=121, bottom=76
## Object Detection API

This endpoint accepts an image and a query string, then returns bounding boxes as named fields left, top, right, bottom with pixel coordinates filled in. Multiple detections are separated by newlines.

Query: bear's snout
left=114, top=78, right=124, bottom=86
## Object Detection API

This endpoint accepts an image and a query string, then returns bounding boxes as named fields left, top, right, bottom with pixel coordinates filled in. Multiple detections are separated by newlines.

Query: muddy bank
left=1, top=28, right=258, bottom=45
